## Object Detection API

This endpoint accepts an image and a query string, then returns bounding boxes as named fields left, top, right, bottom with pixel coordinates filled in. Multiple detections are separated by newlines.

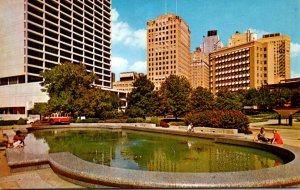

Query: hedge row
left=74, top=118, right=146, bottom=123
left=0, top=118, right=27, bottom=126
left=0, top=120, right=18, bottom=126
left=185, top=110, right=250, bottom=133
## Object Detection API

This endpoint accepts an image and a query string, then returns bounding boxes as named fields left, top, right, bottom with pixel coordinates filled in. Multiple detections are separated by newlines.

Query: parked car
left=27, top=116, right=39, bottom=124
left=159, top=120, right=170, bottom=128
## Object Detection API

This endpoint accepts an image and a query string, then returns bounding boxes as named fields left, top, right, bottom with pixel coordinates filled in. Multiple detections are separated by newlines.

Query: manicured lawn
left=246, top=112, right=278, bottom=123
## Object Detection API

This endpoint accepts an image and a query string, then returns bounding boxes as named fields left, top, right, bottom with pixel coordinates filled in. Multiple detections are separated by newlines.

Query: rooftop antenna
left=176, top=0, right=178, bottom=15
left=165, top=0, right=167, bottom=14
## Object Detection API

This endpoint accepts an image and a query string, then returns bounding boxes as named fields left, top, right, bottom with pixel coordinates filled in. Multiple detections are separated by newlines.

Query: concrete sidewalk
left=249, top=120, right=300, bottom=148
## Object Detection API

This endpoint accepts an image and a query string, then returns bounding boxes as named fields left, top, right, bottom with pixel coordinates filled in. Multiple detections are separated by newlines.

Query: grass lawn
left=246, top=112, right=278, bottom=123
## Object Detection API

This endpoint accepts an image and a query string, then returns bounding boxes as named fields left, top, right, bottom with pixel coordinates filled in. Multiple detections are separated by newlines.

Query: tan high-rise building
left=113, top=72, right=144, bottom=93
left=210, top=32, right=290, bottom=95
left=258, top=33, right=290, bottom=82
left=228, top=30, right=257, bottom=47
left=147, top=14, right=191, bottom=90
left=190, top=48, right=209, bottom=89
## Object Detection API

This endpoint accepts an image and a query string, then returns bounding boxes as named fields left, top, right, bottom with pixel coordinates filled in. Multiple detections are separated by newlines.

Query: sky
left=111, top=0, right=300, bottom=80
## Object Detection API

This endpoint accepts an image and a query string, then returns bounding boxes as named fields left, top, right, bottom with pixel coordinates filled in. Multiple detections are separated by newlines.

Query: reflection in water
left=23, top=133, right=50, bottom=154
left=31, top=129, right=283, bottom=172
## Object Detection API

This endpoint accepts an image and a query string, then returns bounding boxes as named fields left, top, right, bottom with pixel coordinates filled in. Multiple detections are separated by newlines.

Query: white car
left=27, top=117, right=39, bottom=124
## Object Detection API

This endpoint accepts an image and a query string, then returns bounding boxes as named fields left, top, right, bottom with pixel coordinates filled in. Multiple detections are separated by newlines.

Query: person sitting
left=270, top=130, right=283, bottom=145
left=13, top=130, right=25, bottom=148
left=187, top=123, right=193, bottom=133
left=257, top=127, right=269, bottom=142
left=191, top=123, right=194, bottom=132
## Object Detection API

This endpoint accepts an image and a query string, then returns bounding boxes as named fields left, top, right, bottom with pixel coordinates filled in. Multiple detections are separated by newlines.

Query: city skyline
left=111, top=0, right=300, bottom=80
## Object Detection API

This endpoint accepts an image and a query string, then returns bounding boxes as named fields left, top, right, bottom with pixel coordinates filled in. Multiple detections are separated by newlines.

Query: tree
left=270, top=88, right=292, bottom=108
left=126, top=76, right=159, bottom=118
left=291, top=88, right=300, bottom=107
left=40, top=62, right=116, bottom=117
left=241, top=88, right=258, bottom=107
left=31, top=103, right=51, bottom=117
left=257, top=86, right=272, bottom=110
left=215, top=89, right=243, bottom=110
left=159, top=75, right=191, bottom=119
left=74, top=88, right=119, bottom=118
left=190, top=87, right=214, bottom=112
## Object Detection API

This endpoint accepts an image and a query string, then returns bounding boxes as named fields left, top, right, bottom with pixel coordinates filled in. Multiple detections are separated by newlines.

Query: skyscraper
left=147, top=14, right=191, bottom=90
left=200, top=30, right=224, bottom=54
left=0, top=0, right=111, bottom=119
left=190, top=48, right=209, bottom=89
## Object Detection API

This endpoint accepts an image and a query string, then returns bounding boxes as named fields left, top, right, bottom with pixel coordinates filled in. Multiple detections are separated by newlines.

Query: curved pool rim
left=26, top=124, right=300, bottom=188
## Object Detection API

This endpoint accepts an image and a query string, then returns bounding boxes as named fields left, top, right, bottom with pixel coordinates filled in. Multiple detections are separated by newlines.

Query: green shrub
left=98, top=119, right=127, bottom=123
left=185, top=110, right=250, bottom=133
left=79, top=118, right=100, bottom=123
left=147, top=117, right=161, bottom=126
left=126, top=117, right=145, bottom=123
left=0, top=120, right=18, bottom=126
left=168, top=121, right=185, bottom=126
left=17, top=118, right=27, bottom=125
left=101, top=111, right=127, bottom=120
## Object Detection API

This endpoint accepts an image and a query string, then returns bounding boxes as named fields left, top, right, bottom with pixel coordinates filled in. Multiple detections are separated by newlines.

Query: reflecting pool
left=31, top=129, right=283, bottom=172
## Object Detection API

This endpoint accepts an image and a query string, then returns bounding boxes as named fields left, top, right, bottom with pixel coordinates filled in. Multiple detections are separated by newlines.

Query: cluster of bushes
left=126, top=117, right=145, bottom=123
left=0, top=120, right=18, bottom=126
left=185, top=110, right=250, bottom=133
left=0, top=118, right=27, bottom=126
left=71, top=112, right=251, bottom=134
left=73, top=117, right=147, bottom=123
left=99, top=119, right=128, bottom=123
left=147, top=117, right=160, bottom=126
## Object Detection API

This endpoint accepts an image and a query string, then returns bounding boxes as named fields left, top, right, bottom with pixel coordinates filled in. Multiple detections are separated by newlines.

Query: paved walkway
left=249, top=119, right=300, bottom=148
left=1, top=122, right=300, bottom=188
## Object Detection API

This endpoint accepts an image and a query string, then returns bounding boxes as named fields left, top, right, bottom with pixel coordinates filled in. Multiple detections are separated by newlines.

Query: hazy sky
left=111, top=0, right=300, bottom=80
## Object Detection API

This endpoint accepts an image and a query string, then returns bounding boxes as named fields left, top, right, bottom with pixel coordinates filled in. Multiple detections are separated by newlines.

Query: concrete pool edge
left=8, top=124, right=300, bottom=188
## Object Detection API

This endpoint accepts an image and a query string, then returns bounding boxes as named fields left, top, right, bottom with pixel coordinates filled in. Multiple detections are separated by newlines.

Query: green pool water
left=31, top=129, right=283, bottom=172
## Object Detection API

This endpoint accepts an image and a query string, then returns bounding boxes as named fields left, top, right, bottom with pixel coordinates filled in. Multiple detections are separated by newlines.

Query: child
left=13, top=130, right=25, bottom=148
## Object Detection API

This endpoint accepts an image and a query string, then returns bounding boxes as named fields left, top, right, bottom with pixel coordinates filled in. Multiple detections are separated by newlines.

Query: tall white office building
left=0, top=0, right=112, bottom=119
left=200, top=30, right=224, bottom=54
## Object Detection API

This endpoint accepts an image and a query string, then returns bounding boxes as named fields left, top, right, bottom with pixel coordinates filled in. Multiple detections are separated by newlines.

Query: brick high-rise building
left=0, top=0, right=112, bottom=119
left=147, top=14, right=191, bottom=90
left=190, top=48, right=209, bottom=89
left=209, top=32, right=290, bottom=95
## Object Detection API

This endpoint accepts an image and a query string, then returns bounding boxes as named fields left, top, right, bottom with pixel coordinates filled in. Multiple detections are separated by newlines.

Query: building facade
left=209, top=32, right=290, bottom=95
left=190, top=48, right=209, bottom=89
left=113, top=72, right=144, bottom=93
left=258, top=33, right=291, bottom=83
left=199, top=30, right=224, bottom=54
left=0, top=0, right=112, bottom=119
left=228, top=30, right=257, bottom=47
left=147, top=14, right=191, bottom=90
